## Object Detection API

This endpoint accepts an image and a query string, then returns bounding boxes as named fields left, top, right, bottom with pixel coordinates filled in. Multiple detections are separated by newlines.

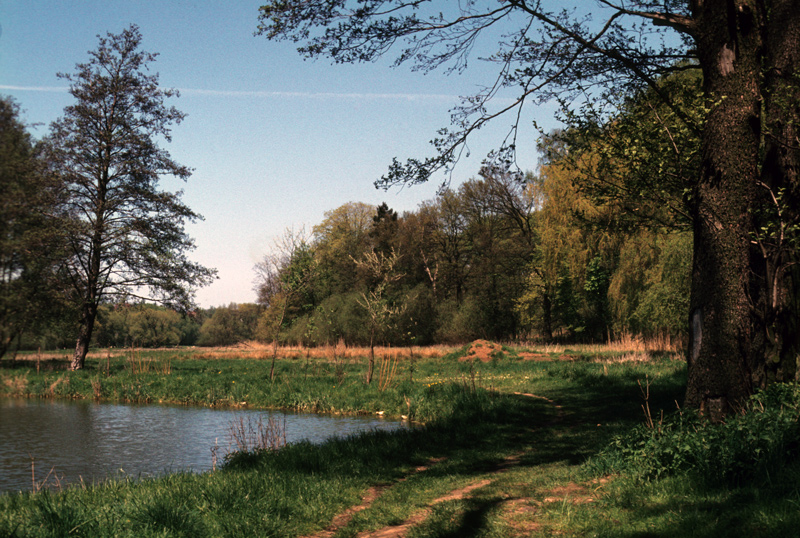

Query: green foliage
left=254, top=157, right=693, bottom=346
left=303, top=292, right=369, bottom=345
left=0, top=96, right=70, bottom=358
left=198, top=303, right=261, bottom=346
left=434, top=297, right=486, bottom=343
left=312, top=202, right=375, bottom=297
left=587, top=383, right=800, bottom=486
left=395, top=283, right=437, bottom=346
left=629, top=232, right=692, bottom=335
left=93, top=304, right=201, bottom=348
left=249, top=72, right=706, bottom=347
left=557, top=68, right=703, bottom=231
left=96, top=304, right=192, bottom=348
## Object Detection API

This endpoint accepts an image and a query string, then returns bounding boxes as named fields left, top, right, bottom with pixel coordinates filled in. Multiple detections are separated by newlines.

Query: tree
left=553, top=68, right=702, bottom=232
left=312, top=202, right=375, bottom=296
left=198, top=303, right=261, bottom=346
left=352, top=248, right=404, bottom=384
left=369, top=202, right=399, bottom=256
left=95, top=303, right=191, bottom=348
left=258, top=1, right=800, bottom=416
left=254, top=228, right=316, bottom=379
left=46, top=26, right=215, bottom=370
left=126, top=306, right=184, bottom=347
left=0, top=97, right=68, bottom=358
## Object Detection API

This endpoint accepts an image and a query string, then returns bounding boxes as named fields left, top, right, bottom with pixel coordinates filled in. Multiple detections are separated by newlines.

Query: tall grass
left=226, top=415, right=286, bottom=457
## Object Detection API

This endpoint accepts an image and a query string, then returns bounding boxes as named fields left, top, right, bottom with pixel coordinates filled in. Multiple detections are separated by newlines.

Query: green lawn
left=1, top=344, right=798, bottom=537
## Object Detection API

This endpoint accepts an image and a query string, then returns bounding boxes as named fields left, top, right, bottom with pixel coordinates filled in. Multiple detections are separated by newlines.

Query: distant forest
left=13, top=136, right=691, bottom=351
left=3, top=64, right=697, bottom=354
left=16, top=169, right=689, bottom=352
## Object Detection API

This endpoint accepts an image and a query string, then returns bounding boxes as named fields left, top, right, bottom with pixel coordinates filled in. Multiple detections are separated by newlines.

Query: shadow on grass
left=604, top=472, right=800, bottom=538
left=218, top=365, right=689, bottom=536
left=0, top=358, right=69, bottom=371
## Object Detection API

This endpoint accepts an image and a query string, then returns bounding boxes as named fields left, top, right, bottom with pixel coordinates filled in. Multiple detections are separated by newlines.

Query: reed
left=377, top=353, right=398, bottom=392
left=227, top=414, right=287, bottom=455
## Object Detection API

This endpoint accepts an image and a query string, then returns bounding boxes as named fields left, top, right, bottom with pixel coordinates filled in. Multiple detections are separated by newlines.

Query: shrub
left=586, top=383, right=800, bottom=486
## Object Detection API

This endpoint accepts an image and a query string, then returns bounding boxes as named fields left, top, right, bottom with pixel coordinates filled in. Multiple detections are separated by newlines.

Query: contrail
left=0, top=84, right=461, bottom=102
left=0, top=85, right=69, bottom=92
left=177, top=88, right=461, bottom=102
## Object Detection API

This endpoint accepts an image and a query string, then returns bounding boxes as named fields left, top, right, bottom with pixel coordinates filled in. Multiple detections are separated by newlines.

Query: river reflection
left=0, top=398, right=405, bottom=495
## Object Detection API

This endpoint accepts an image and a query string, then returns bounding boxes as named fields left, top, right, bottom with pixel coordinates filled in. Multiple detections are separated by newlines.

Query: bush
left=587, top=383, right=800, bottom=486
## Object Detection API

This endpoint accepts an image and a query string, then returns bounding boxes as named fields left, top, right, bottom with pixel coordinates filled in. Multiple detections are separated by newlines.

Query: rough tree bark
left=684, top=0, right=763, bottom=418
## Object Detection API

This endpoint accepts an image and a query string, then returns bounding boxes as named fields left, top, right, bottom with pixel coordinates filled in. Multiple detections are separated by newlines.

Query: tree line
left=252, top=156, right=691, bottom=350
left=4, top=1, right=800, bottom=414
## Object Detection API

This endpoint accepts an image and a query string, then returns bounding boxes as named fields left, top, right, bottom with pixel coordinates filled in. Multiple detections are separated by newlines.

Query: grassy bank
left=0, top=341, right=681, bottom=421
left=1, top=342, right=799, bottom=537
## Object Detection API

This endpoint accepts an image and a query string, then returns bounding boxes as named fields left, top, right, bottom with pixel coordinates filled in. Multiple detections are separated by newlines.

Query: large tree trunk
left=71, top=302, right=98, bottom=370
left=685, top=0, right=763, bottom=419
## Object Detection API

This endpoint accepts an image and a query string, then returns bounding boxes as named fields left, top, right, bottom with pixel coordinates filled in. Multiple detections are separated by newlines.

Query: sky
left=0, top=1, right=558, bottom=307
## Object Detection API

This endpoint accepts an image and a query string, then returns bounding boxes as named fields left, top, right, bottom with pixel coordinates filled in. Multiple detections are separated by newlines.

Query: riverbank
left=0, top=341, right=674, bottom=421
left=1, top=342, right=799, bottom=537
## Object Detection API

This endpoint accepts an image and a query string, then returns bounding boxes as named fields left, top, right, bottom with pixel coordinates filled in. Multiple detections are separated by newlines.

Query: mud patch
left=543, top=482, right=595, bottom=504
left=517, top=352, right=552, bottom=361
left=501, top=498, right=542, bottom=535
left=356, top=479, right=493, bottom=538
left=299, top=457, right=446, bottom=538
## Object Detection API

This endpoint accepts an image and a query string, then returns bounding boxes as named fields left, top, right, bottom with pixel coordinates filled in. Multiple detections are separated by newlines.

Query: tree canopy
left=0, top=97, right=69, bottom=358
left=46, top=25, right=215, bottom=369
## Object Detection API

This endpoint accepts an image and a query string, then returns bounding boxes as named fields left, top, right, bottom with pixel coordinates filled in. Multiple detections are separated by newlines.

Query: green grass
left=1, top=346, right=799, bottom=537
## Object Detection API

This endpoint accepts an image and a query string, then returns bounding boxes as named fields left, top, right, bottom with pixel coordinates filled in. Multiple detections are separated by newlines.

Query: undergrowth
left=586, top=382, right=800, bottom=487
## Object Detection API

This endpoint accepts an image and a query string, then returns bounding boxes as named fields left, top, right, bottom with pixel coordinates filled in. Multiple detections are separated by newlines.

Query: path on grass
left=300, top=392, right=586, bottom=538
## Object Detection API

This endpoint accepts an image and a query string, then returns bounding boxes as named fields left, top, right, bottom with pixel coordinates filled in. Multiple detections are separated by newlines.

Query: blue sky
left=0, top=1, right=556, bottom=307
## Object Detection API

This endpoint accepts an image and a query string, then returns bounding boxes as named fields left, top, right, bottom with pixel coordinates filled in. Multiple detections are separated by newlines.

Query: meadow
left=1, top=340, right=798, bottom=537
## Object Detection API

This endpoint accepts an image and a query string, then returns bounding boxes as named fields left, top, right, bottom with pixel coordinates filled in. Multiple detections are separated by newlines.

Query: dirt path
left=300, top=392, right=581, bottom=538
left=299, top=485, right=388, bottom=538
left=299, top=458, right=447, bottom=538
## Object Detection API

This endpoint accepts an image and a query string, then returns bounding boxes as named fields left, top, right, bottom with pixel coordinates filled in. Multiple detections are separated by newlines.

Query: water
left=0, top=398, right=405, bottom=495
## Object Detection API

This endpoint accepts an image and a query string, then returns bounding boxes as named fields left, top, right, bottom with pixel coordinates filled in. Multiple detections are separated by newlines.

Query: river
left=0, top=398, right=405, bottom=495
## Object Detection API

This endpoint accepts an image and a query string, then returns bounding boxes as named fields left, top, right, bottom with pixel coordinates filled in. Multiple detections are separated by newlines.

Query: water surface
left=0, top=398, right=404, bottom=494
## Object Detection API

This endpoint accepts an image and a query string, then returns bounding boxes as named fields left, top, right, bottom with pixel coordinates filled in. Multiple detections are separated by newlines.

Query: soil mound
left=460, top=339, right=503, bottom=362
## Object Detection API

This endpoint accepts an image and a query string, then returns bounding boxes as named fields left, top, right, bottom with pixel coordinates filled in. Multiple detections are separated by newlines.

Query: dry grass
left=528, top=333, right=685, bottom=356
left=228, top=414, right=287, bottom=453
left=4, top=336, right=679, bottom=370
left=2, top=372, right=29, bottom=394
left=192, top=341, right=459, bottom=361
left=126, top=356, right=172, bottom=375
left=47, top=376, right=68, bottom=395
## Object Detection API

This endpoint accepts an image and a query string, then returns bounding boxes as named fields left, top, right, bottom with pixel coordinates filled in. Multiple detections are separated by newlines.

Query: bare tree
left=351, top=248, right=404, bottom=384
left=254, top=227, right=315, bottom=379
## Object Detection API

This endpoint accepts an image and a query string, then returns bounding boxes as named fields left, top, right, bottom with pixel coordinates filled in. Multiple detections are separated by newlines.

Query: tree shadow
left=0, top=358, right=69, bottom=371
